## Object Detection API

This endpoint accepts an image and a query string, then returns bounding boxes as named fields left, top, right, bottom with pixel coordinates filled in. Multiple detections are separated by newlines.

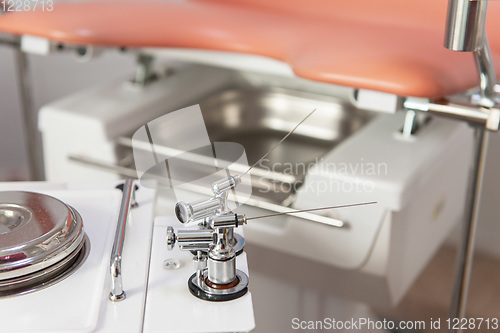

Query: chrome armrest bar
left=404, top=98, right=500, bottom=131
left=109, top=178, right=135, bottom=302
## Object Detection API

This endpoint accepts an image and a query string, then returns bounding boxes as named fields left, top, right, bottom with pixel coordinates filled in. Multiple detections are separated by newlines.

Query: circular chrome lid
left=0, top=191, right=84, bottom=280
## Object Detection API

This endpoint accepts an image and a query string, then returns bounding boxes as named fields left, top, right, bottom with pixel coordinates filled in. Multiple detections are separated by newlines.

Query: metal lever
left=167, top=226, right=214, bottom=251
left=109, top=179, right=136, bottom=302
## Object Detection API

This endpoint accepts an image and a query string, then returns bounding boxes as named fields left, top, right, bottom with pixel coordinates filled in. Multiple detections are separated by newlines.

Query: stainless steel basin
left=198, top=86, right=375, bottom=204
left=66, top=65, right=376, bottom=222
left=110, top=72, right=376, bottom=207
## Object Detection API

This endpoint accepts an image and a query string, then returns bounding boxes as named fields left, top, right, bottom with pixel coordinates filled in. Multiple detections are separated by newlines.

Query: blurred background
left=1, top=3, right=500, bottom=329
left=1, top=48, right=500, bottom=260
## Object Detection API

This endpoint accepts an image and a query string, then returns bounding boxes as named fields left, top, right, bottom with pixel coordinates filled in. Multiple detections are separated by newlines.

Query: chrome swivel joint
left=166, top=214, right=249, bottom=302
left=175, top=175, right=241, bottom=223
left=173, top=175, right=245, bottom=254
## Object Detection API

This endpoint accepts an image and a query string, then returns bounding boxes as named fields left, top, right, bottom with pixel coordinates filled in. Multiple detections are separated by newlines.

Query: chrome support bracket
left=404, top=98, right=500, bottom=132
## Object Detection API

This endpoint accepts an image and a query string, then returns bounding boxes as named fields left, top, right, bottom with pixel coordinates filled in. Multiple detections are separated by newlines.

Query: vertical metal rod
left=196, top=250, right=204, bottom=286
left=401, top=110, right=417, bottom=137
left=133, top=53, right=154, bottom=86
left=14, top=44, right=43, bottom=180
left=449, top=127, right=489, bottom=332
left=109, top=179, right=135, bottom=302
left=445, top=0, right=488, bottom=52
left=474, top=37, right=497, bottom=107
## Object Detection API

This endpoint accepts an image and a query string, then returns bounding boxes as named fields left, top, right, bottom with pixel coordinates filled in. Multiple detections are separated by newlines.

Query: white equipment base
left=144, top=216, right=255, bottom=333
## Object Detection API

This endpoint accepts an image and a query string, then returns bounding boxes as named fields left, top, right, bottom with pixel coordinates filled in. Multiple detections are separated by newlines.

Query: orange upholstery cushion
left=0, top=0, right=499, bottom=98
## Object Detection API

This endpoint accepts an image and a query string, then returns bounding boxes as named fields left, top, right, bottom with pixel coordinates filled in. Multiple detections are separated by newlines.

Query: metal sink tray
left=197, top=86, right=374, bottom=204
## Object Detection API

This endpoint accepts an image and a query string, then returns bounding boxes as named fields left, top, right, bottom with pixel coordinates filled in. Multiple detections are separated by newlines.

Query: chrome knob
left=211, top=175, right=241, bottom=195
left=166, top=226, right=177, bottom=250
left=175, top=197, right=221, bottom=224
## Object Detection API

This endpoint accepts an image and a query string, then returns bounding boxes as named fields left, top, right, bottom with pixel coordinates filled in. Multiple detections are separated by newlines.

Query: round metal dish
left=0, top=191, right=85, bottom=280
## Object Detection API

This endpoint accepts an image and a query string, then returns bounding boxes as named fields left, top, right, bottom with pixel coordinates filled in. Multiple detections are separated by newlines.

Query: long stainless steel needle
left=246, top=201, right=377, bottom=221
left=241, top=107, right=317, bottom=176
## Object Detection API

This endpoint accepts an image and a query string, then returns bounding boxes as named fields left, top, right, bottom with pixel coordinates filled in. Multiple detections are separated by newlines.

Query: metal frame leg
left=449, top=127, right=490, bottom=332
left=14, top=41, right=43, bottom=180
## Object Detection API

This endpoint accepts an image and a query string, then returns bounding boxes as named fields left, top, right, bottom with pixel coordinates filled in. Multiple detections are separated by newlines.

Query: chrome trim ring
left=188, top=269, right=248, bottom=302
left=0, top=192, right=85, bottom=280
left=0, top=234, right=90, bottom=298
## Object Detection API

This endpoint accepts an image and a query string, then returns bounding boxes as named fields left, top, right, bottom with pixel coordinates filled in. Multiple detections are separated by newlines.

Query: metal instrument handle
left=109, top=178, right=135, bottom=302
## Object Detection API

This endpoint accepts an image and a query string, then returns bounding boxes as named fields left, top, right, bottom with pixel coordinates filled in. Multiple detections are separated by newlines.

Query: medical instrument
left=169, top=175, right=250, bottom=302
left=170, top=191, right=377, bottom=302
left=166, top=108, right=325, bottom=301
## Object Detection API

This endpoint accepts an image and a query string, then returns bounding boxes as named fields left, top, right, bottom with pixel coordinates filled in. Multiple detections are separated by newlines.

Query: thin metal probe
left=241, top=108, right=317, bottom=176
left=246, top=201, right=377, bottom=221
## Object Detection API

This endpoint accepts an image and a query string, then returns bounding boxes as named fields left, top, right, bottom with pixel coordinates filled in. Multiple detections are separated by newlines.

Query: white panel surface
left=0, top=181, right=157, bottom=333
left=144, top=216, right=255, bottom=333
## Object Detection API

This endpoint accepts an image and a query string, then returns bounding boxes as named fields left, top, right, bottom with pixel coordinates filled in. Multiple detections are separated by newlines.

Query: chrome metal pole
left=14, top=43, right=43, bottom=180
left=445, top=0, right=488, bottom=52
left=444, top=2, right=496, bottom=328
left=474, top=37, right=497, bottom=107
left=109, top=178, right=135, bottom=302
left=449, top=127, right=489, bottom=332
